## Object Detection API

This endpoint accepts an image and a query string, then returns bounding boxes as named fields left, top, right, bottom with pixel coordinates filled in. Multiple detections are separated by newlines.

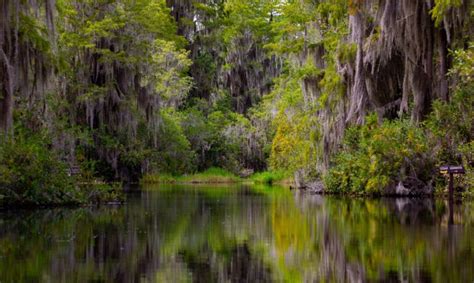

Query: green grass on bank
left=180, top=167, right=241, bottom=183
left=141, top=167, right=241, bottom=184
left=141, top=168, right=294, bottom=186
left=250, top=170, right=291, bottom=185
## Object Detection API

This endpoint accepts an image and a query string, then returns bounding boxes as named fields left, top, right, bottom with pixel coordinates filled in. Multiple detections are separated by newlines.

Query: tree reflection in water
left=0, top=185, right=473, bottom=282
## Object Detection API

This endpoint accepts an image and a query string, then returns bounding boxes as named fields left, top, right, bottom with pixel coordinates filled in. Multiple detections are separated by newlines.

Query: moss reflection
left=0, top=186, right=473, bottom=282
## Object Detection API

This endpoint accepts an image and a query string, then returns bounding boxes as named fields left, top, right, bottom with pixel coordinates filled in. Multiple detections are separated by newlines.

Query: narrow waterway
left=0, top=185, right=473, bottom=282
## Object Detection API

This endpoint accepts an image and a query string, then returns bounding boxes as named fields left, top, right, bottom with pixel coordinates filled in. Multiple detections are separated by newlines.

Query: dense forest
left=0, top=0, right=473, bottom=205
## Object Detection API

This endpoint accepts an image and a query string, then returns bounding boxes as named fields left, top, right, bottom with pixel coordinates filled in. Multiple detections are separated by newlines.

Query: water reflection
left=0, top=185, right=473, bottom=282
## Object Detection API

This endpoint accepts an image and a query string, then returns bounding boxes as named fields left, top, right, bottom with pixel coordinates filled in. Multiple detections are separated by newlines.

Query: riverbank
left=295, top=179, right=474, bottom=199
left=141, top=168, right=473, bottom=198
left=0, top=182, right=124, bottom=208
left=141, top=168, right=294, bottom=186
left=141, top=168, right=241, bottom=184
left=250, top=170, right=293, bottom=186
left=0, top=137, right=125, bottom=208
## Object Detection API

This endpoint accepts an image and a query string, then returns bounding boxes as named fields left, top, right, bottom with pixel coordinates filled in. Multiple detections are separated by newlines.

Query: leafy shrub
left=148, top=108, right=196, bottom=175
left=268, top=74, right=320, bottom=176
left=0, top=135, right=126, bottom=206
left=424, top=95, right=474, bottom=193
left=424, top=43, right=474, bottom=192
left=324, top=115, right=434, bottom=195
left=0, top=137, right=82, bottom=206
left=458, top=142, right=474, bottom=192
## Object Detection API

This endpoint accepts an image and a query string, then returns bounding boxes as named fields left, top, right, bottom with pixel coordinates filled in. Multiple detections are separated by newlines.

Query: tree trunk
left=0, top=48, right=14, bottom=137
left=438, top=25, right=450, bottom=102
left=346, top=9, right=368, bottom=125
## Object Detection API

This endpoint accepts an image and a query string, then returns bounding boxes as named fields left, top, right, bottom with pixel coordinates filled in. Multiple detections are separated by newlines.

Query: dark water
left=0, top=185, right=473, bottom=283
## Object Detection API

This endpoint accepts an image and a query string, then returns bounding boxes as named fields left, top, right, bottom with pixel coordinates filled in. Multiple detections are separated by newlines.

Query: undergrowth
left=141, top=167, right=241, bottom=184
left=250, top=171, right=290, bottom=185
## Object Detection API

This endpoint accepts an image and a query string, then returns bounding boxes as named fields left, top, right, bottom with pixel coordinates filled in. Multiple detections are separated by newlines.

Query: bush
left=147, top=108, right=196, bottom=175
left=324, top=115, right=434, bottom=195
left=423, top=44, right=474, bottom=193
left=0, top=136, right=82, bottom=206
left=459, top=141, right=474, bottom=192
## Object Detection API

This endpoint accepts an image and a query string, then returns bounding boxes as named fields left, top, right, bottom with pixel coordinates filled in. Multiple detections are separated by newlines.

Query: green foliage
left=222, top=0, right=276, bottom=44
left=459, top=142, right=474, bottom=191
left=53, top=0, right=195, bottom=180
left=267, top=73, right=320, bottom=174
left=425, top=43, right=474, bottom=190
left=179, top=167, right=241, bottom=183
left=250, top=170, right=289, bottom=185
left=180, top=102, right=266, bottom=174
left=0, top=136, right=80, bottom=206
left=325, top=43, right=474, bottom=195
left=324, top=115, right=433, bottom=195
left=148, top=109, right=196, bottom=175
left=431, top=0, right=462, bottom=26
left=18, top=14, right=52, bottom=55
left=270, top=109, right=319, bottom=173
left=266, top=0, right=348, bottom=54
left=142, top=167, right=241, bottom=184
left=425, top=93, right=473, bottom=166
left=0, top=133, right=124, bottom=206
left=256, top=0, right=347, bottom=183
left=3, top=0, right=473, bottom=198
left=143, top=39, right=192, bottom=104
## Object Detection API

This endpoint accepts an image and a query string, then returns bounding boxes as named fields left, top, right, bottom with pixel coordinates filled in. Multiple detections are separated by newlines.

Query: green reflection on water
left=0, top=185, right=473, bottom=282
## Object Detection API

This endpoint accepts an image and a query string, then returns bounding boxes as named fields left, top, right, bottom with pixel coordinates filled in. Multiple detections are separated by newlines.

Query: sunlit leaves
left=223, top=0, right=277, bottom=44
left=269, top=75, right=319, bottom=172
left=142, top=39, right=192, bottom=107
left=430, top=0, right=463, bottom=26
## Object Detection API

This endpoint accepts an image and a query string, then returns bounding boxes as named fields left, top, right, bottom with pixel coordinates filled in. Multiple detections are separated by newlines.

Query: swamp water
left=0, top=185, right=473, bottom=282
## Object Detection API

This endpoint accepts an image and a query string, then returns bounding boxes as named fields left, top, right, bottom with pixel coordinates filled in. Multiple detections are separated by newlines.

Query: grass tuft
left=250, top=170, right=290, bottom=185
left=141, top=167, right=241, bottom=184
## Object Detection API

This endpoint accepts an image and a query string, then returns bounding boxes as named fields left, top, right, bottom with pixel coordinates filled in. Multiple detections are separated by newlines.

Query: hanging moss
left=1, top=0, right=473, bottom=195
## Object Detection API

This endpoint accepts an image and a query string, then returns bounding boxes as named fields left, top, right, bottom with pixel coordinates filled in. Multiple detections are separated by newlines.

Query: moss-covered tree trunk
left=0, top=0, right=55, bottom=138
left=0, top=0, right=17, bottom=137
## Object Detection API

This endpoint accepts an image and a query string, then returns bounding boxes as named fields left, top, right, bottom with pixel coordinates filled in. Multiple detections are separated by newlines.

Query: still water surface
left=0, top=185, right=473, bottom=282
